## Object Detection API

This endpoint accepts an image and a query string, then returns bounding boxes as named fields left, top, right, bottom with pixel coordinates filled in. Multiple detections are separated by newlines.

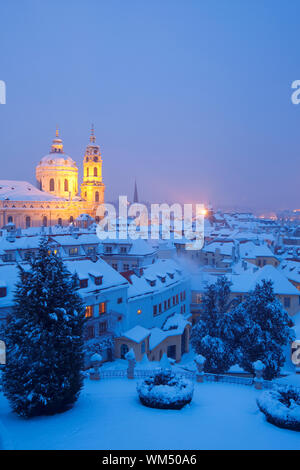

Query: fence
left=96, top=366, right=300, bottom=393
left=98, top=368, right=254, bottom=385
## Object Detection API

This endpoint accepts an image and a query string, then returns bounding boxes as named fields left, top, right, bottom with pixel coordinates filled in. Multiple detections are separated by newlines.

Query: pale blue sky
left=0, top=0, right=300, bottom=211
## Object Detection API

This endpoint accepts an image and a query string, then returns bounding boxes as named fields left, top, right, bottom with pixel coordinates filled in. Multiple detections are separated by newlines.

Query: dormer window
left=94, top=276, right=103, bottom=286
left=80, top=279, right=88, bottom=289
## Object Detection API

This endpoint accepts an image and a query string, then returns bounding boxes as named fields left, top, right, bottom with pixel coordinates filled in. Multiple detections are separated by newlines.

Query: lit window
left=99, top=302, right=106, bottom=315
left=85, top=305, right=93, bottom=318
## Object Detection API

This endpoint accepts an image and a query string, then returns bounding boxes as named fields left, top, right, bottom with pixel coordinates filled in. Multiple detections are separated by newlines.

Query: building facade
left=0, top=128, right=105, bottom=229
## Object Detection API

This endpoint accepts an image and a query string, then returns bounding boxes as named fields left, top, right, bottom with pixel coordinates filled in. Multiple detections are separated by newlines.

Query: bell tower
left=80, top=126, right=105, bottom=204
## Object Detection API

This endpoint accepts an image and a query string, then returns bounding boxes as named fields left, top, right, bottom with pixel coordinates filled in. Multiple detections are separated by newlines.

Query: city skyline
left=1, top=0, right=300, bottom=212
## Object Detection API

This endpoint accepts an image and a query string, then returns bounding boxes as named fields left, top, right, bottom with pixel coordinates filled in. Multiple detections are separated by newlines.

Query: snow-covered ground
left=0, top=378, right=299, bottom=450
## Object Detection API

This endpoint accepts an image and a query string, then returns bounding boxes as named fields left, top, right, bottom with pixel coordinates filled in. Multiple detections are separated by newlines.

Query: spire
left=90, top=124, right=96, bottom=144
left=51, top=127, right=63, bottom=153
left=133, top=179, right=139, bottom=203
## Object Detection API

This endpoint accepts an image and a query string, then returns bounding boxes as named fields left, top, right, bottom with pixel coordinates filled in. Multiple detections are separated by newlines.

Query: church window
left=93, top=157, right=98, bottom=162
left=87, top=168, right=89, bottom=177
left=7, top=216, right=13, bottom=223
left=58, top=218, right=62, bottom=226
left=64, top=179, right=68, bottom=191
left=49, top=179, right=55, bottom=191
left=42, top=216, right=47, bottom=227
left=94, top=167, right=98, bottom=177
left=95, top=191, right=99, bottom=202
left=25, top=216, right=31, bottom=228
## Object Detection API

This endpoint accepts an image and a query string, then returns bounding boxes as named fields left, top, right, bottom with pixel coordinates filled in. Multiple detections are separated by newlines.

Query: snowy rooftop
left=64, top=258, right=128, bottom=292
left=191, top=264, right=300, bottom=296
left=0, top=180, right=64, bottom=202
left=38, top=153, right=77, bottom=168
left=121, top=325, right=151, bottom=343
left=0, top=235, right=43, bottom=251
left=102, top=238, right=157, bottom=257
left=228, top=264, right=299, bottom=295
left=50, top=233, right=101, bottom=247
left=126, top=259, right=188, bottom=300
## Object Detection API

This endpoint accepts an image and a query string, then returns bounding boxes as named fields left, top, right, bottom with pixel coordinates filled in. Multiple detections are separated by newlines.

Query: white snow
left=0, top=379, right=300, bottom=449
left=0, top=180, right=63, bottom=201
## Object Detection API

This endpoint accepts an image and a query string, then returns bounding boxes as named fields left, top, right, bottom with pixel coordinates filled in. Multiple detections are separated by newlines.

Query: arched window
left=58, top=218, right=62, bottom=226
left=94, top=167, right=98, bottom=177
left=69, top=216, right=74, bottom=224
left=49, top=179, right=55, bottom=192
left=7, top=216, right=13, bottom=223
left=95, top=191, right=99, bottom=202
left=87, top=168, right=89, bottom=177
left=64, top=179, right=68, bottom=192
left=42, top=216, right=47, bottom=227
left=25, top=216, right=31, bottom=228
left=120, top=344, right=129, bottom=359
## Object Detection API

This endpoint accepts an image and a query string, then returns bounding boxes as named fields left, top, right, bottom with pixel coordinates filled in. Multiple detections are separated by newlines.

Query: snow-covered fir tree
left=2, top=238, right=86, bottom=417
left=192, top=276, right=294, bottom=379
left=233, top=280, right=294, bottom=380
left=191, top=277, right=237, bottom=373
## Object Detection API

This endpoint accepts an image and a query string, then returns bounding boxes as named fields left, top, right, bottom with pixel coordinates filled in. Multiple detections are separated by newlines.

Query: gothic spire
left=133, top=179, right=139, bottom=203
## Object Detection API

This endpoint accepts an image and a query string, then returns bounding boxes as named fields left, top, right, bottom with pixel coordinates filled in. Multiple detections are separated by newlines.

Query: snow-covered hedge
left=257, top=386, right=300, bottom=432
left=137, top=370, right=194, bottom=410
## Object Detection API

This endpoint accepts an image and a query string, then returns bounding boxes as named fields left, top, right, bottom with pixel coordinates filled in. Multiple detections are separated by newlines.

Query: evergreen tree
left=191, top=277, right=237, bottom=373
left=234, top=280, right=294, bottom=380
left=2, top=238, right=86, bottom=417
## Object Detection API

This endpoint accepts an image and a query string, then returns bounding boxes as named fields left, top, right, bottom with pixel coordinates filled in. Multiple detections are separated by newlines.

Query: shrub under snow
left=137, top=370, right=194, bottom=410
left=257, top=386, right=300, bottom=432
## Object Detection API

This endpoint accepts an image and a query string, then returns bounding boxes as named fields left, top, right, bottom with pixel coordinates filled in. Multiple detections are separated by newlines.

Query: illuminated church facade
left=0, top=128, right=105, bottom=229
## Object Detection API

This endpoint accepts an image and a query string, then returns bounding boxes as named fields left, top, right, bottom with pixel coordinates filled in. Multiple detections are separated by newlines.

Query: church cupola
left=50, top=127, right=64, bottom=153
left=36, top=128, right=78, bottom=199
left=80, top=126, right=105, bottom=204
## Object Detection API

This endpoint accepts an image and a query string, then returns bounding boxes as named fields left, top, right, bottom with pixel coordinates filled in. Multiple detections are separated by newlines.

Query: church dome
left=37, top=129, right=77, bottom=168
left=39, top=153, right=77, bottom=167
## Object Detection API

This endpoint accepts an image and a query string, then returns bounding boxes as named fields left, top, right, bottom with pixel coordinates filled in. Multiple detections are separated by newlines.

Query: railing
left=95, top=367, right=300, bottom=393
left=99, top=369, right=126, bottom=379
left=204, top=373, right=254, bottom=386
